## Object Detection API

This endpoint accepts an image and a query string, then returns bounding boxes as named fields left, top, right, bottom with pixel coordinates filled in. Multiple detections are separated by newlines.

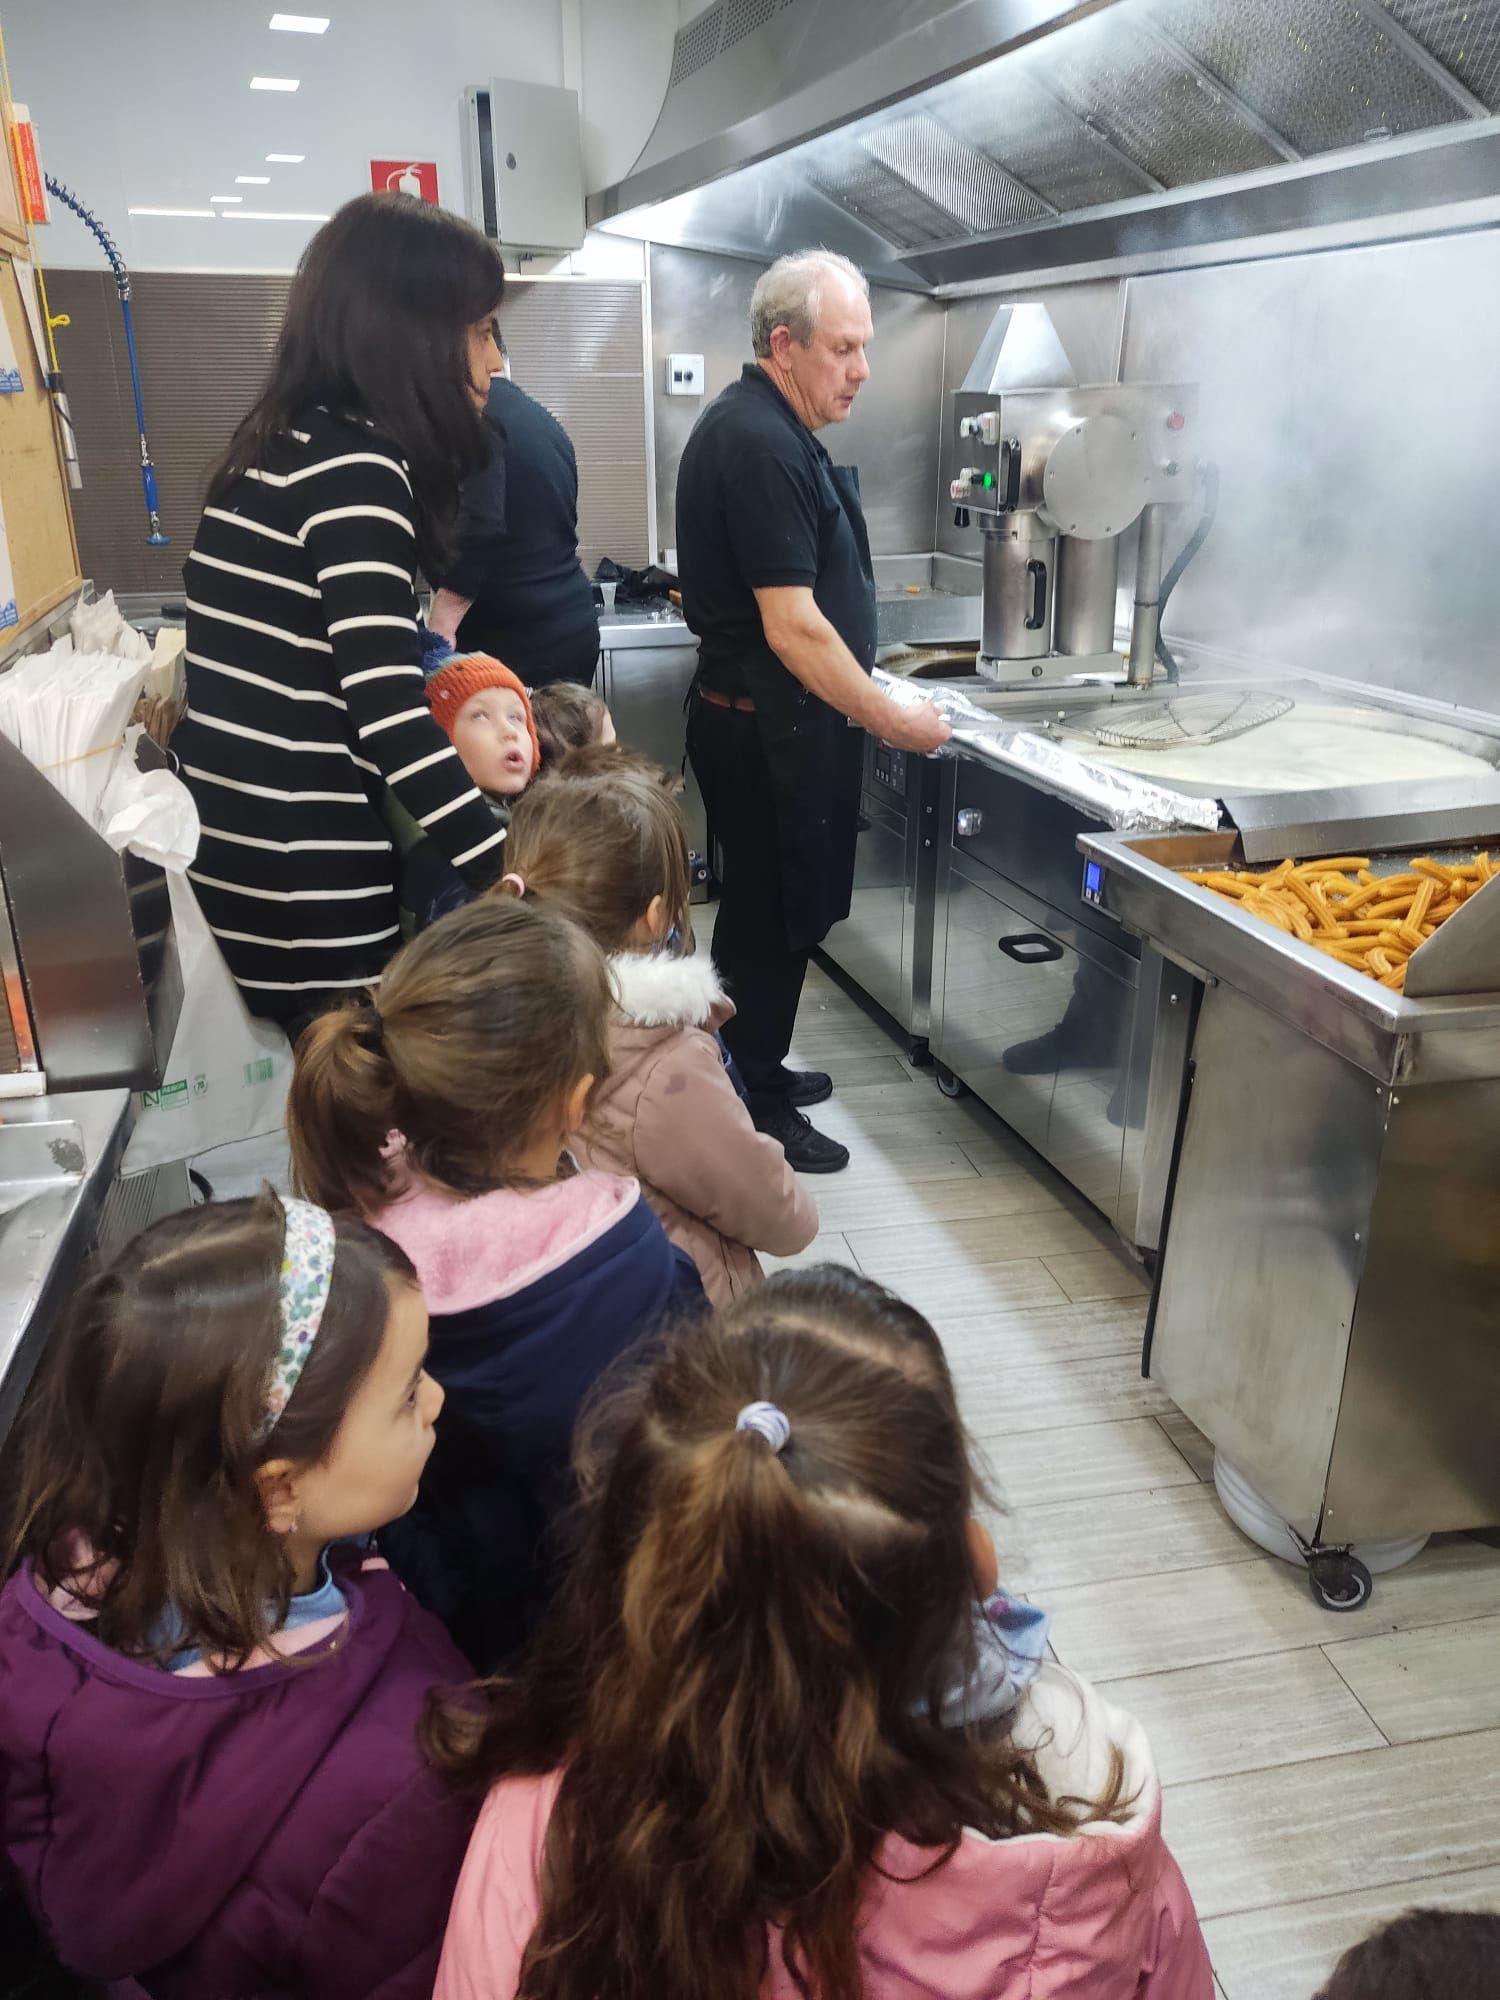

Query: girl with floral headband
left=0, top=1190, right=475, bottom=2000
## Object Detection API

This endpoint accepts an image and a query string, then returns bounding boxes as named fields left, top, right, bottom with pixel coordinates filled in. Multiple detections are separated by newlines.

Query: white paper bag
left=122, top=873, right=293, bottom=1175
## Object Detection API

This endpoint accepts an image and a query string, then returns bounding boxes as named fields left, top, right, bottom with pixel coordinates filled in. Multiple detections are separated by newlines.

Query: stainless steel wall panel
left=1119, top=229, right=1500, bottom=713
left=648, top=244, right=945, bottom=564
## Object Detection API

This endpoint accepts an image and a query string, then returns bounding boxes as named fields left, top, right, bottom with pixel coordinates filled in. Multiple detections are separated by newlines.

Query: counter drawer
left=934, top=870, right=1133, bottom=1214
left=952, top=756, right=1136, bottom=955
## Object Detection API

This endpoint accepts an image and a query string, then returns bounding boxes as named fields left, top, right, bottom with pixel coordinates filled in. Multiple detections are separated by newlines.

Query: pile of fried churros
left=1181, top=852, right=1497, bottom=991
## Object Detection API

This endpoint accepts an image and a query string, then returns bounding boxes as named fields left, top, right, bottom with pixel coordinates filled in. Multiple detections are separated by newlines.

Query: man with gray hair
left=678, top=250, right=949, bottom=1174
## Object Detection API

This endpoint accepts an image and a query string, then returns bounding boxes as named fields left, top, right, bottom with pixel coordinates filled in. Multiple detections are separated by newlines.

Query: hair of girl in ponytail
left=503, top=768, right=693, bottom=956
left=5, top=1189, right=414, bottom=1669
left=287, top=897, right=613, bottom=1214
left=427, top=1265, right=1126, bottom=2000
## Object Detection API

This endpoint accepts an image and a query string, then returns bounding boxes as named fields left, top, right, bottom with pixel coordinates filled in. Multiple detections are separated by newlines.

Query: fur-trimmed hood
left=608, top=950, right=732, bottom=1031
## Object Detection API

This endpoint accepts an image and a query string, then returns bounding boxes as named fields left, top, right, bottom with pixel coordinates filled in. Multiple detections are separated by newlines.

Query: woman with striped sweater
left=177, top=194, right=510, bottom=1032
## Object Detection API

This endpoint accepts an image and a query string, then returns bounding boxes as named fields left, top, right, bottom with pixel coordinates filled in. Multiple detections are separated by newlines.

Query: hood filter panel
left=1150, top=0, right=1471, bottom=152
left=1384, top=0, right=1500, bottom=109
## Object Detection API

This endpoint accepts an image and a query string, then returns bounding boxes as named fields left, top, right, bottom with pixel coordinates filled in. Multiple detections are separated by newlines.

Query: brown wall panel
left=47, top=271, right=648, bottom=597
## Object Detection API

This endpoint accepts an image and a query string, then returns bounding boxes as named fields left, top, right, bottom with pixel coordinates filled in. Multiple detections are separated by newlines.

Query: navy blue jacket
left=373, top=1174, right=704, bottom=1670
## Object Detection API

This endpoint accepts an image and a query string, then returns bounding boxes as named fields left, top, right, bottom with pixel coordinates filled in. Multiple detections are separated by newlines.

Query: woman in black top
left=427, top=335, right=600, bottom=687
left=177, top=194, right=509, bottom=1030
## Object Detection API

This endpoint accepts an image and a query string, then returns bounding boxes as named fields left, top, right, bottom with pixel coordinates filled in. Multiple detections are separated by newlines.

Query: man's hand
left=754, top=585, right=952, bottom=754
left=880, top=699, right=951, bottom=755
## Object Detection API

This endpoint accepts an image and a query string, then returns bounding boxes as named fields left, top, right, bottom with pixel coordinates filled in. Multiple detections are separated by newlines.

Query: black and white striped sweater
left=178, top=409, right=508, bottom=1025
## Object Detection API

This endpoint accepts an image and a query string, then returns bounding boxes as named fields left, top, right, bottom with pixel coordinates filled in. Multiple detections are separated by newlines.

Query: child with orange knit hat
left=396, top=654, right=541, bottom=933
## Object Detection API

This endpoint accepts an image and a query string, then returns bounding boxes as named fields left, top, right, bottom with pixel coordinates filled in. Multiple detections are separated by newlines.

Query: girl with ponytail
left=287, top=897, right=705, bottom=1670
left=430, top=1266, right=1211, bottom=2000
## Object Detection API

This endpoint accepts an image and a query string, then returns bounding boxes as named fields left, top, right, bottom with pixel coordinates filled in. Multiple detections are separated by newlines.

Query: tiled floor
left=197, top=951, right=1500, bottom=1998
left=769, top=953, right=1500, bottom=2000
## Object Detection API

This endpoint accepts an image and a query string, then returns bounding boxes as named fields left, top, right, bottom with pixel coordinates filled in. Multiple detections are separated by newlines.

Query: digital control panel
left=1081, top=858, right=1105, bottom=905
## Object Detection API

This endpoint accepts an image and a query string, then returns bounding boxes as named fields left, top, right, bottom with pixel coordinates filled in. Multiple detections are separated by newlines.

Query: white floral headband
left=259, top=1200, right=337, bottom=1438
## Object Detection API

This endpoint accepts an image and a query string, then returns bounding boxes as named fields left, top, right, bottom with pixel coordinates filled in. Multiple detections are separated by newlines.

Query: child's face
left=452, top=686, right=534, bottom=797
left=287, top=1277, right=443, bottom=1545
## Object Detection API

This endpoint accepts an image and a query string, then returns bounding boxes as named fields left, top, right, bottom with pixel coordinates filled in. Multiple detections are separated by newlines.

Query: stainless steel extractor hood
left=592, top=0, right=1500, bottom=287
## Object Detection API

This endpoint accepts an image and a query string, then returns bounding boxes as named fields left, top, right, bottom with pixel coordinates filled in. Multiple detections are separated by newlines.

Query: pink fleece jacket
left=434, top=1663, right=1213, bottom=2000
left=570, top=953, right=818, bottom=1305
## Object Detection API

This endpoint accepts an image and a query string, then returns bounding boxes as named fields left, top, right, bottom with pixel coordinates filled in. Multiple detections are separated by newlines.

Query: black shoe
left=1001, top=1029, right=1068, bottom=1076
left=778, top=1067, right=833, bottom=1107
left=751, top=1097, right=850, bottom=1174
left=1002, top=1026, right=1119, bottom=1076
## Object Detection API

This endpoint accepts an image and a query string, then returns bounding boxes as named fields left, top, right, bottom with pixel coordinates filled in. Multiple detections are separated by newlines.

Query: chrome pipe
left=1128, top=503, right=1167, bottom=687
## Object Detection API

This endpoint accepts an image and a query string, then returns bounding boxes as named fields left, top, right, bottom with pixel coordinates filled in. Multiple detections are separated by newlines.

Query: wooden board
left=0, top=253, right=81, bottom=635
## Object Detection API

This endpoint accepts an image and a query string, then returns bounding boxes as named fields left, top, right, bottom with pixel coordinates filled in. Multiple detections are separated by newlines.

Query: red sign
left=371, top=159, right=439, bottom=204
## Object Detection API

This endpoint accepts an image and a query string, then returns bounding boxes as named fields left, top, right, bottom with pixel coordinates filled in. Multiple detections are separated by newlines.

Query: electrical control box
left=461, top=79, right=584, bottom=252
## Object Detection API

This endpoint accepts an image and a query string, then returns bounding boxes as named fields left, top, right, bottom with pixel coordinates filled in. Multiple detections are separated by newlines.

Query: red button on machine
left=1166, top=411, right=1186, bottom=431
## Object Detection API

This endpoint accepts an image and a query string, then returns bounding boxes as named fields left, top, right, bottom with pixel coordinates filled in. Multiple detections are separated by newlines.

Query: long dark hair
left=428, top=1267, right=1126, bottom=2000
left=5, top=1190, right=415, bottom=1669
left=208, top=192, right=505, bottom=570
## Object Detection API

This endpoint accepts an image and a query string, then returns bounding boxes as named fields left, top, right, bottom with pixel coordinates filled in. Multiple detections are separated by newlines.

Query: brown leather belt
left=697, top=686, right=756, bottom=713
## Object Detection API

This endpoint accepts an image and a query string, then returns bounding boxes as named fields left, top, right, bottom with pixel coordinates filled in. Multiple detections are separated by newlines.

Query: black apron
left=737, top=461, right=877, bottom=952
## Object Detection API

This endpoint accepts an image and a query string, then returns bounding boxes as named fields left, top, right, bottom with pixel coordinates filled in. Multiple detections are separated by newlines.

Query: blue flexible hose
left=44, top=175, right=169, bottom=544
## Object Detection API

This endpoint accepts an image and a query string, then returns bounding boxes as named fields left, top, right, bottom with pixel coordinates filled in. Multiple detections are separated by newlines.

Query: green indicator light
left=982, top=472, right=995, bottom=488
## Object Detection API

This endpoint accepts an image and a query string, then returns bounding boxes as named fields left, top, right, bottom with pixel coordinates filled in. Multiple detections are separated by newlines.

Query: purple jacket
left=0, top=1551, right=477, bottom=1999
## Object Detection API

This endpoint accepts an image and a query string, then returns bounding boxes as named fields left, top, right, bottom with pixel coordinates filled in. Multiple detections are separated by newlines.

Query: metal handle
left=956, top=807, right=983, bottom=837
left=997, top=932, right=1064, bottom=963
left=1025, top=559, right=1049, bottom=631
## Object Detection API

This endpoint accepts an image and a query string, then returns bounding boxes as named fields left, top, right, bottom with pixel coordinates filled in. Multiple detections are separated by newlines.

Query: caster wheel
left=1307, top=1552, right=1373, bottom=1613
left=935, top=1064, right=968, bottom=1100
left=908, top=1038, right=934, bottom=1068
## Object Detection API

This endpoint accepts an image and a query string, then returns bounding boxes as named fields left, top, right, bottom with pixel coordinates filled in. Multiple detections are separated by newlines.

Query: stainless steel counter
left=1081, top=820, right=1500, bottom=1590
left=595, top=607, right=706, bottom=881
left=0, top=1089, right=132, bottom=1443
left=596, top=604, right=696, bottom=650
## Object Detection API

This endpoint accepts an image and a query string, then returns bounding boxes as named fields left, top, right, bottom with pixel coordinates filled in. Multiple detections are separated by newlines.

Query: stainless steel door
left=934, top=868, right=1065, bottom=1151
left=599, top=640, right=706, bottom=865
left=934, top=845, right=1137, bottom=1215
left=823, top=791, right=912, bottom=1030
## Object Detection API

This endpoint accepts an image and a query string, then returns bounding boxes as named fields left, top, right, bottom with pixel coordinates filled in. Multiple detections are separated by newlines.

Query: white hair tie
left=736, top=1401, right=791, bottom=1455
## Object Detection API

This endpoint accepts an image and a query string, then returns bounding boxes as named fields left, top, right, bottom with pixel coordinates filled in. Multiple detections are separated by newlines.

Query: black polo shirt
left=676, top=365, right=876, bottom=699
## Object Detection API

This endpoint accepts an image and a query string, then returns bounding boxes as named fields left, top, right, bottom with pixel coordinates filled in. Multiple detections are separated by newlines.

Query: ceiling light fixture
left=250, top=76, right=300, bottom=91
left=210, top=194, right=243, bottom=204
left=269, top=13, right=330, bottom=30
left=128, top=207, right=218, bottom=218
left=236, top=175, right=271, bottom=185
left=223, top=208, right=332, bottom=221
left=266, top=153, right=305, bottom=163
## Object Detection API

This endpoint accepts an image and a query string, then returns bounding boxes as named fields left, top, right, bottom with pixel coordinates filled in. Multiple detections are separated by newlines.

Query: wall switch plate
left=667, top=353, right=705, bottom=396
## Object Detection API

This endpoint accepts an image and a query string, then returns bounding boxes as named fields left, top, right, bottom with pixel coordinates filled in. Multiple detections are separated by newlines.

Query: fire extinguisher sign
left=372, top=160, right=439, bottom=204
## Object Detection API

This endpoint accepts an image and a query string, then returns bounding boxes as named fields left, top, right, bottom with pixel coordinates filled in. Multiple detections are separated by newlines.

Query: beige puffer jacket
left=571, top=953, right=819, bottom=1305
